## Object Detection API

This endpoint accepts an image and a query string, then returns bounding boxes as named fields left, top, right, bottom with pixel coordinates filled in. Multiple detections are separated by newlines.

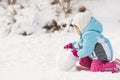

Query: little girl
left=64, top=6, right=120, bottom=73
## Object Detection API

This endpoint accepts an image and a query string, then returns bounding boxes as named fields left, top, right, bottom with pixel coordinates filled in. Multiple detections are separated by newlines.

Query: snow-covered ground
left=0, top=31, right=120, bottom=80
left=0, top=0, right=120, bottom=80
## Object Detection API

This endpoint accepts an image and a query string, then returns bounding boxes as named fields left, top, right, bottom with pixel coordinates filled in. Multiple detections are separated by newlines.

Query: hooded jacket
left=72, top=17, right=113, bottom=61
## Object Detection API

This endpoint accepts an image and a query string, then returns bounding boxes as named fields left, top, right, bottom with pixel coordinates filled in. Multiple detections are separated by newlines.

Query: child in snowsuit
left=64, top=6, right=120, bottom=73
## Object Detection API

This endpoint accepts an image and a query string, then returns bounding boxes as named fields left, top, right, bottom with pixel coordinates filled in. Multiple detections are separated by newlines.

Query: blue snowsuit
left=72, top=17, right=113, bottom=61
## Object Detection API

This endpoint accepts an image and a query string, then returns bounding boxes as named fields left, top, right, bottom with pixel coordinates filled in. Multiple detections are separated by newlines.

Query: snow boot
left=114, top=58, right=120, bottom=72
left=76, top=65, right=90, bottom=71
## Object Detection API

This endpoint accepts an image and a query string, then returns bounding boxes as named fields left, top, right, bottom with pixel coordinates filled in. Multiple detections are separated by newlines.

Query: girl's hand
left=64, top=43, right=72, bottom=49
left=71, top=49, right=79, bottom=57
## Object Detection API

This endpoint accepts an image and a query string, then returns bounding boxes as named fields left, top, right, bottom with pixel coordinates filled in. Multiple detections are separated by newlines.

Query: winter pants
left=79, top=56, right=117, bottom=73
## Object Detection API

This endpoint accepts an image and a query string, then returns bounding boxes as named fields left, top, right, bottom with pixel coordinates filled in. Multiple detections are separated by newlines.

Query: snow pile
left=56, top=49, right=79, bottom=71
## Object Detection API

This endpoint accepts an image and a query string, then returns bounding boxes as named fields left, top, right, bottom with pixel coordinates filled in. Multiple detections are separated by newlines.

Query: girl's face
left=73, top=25, right=82, bottom=35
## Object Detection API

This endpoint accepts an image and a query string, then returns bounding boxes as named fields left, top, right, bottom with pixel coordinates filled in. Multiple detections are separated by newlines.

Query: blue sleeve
left=71, top=42, right=77, bottom=49
left=77, top=32, right=97, bottom=58
left=72, top=41, right=82, bottom=49
left=72, top=42, right=76, bottom=47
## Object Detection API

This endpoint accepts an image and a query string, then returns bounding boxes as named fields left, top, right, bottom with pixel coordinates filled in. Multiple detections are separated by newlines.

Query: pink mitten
left=64, top=43, right=72, bottom=49
left=71, top=49, right=79, bottom=57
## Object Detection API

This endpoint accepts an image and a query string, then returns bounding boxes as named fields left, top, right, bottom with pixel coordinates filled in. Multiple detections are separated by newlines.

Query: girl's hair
left=79, top=6, right=86, bottom=12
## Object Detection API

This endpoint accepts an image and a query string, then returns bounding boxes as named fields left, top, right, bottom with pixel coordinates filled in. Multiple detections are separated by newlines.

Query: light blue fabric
left=72, top=41, right=82, bottom=49
left=72, top=17, right=113, bottom=60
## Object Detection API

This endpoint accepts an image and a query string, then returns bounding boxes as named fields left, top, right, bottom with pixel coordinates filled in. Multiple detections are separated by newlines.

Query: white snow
left=0, top=0, right=120, bottom=80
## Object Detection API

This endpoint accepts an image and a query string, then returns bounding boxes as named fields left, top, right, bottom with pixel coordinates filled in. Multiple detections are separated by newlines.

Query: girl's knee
left=79, top=57, right=92, bottom=68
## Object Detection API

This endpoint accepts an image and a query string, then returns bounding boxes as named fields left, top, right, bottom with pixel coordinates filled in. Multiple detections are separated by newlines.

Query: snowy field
left=0, top=0, right=120, bottom=80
